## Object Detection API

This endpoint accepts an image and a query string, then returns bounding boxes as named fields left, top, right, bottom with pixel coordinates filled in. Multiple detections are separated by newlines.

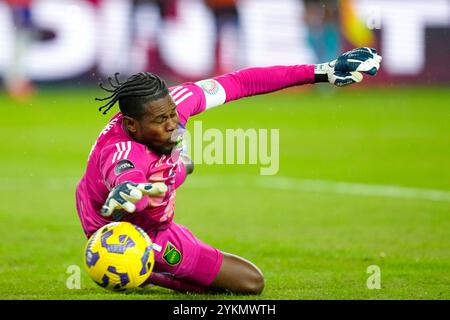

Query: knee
left=242, top=268, right=265, bottom=295
left=212, top=253, right=265, bottom=295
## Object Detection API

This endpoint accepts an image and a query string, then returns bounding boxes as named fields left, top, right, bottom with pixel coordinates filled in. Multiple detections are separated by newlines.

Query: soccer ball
left=84, top=221, right=155, bottom=291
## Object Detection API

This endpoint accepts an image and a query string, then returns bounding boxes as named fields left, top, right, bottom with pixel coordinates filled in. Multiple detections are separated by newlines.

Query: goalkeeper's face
left=124, top=94, right=180, bottom=155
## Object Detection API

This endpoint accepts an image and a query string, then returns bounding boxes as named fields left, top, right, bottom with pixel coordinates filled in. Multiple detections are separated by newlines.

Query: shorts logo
left=162, top=241, right=182, bottom=266
left=114, top=159, right=135, bottom=175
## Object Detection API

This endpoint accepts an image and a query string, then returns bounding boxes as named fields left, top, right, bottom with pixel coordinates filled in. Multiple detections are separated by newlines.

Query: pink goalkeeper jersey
left=76, top=65, right=315, bottom=237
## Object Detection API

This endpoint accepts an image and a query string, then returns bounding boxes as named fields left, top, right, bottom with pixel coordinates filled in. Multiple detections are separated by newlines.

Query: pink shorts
left=145, top=222, right=223, bottom=287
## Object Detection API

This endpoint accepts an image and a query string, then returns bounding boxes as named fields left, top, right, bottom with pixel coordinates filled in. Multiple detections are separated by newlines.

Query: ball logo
left=101, top=230, right=136, bottom=254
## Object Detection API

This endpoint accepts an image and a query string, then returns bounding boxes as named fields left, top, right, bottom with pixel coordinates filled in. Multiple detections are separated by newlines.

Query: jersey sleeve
left=169, top=83, right=207, bottom=126
left=170, top=64, right=315, bottom=123
left=191, top=64, right=315, bottom=113
left=99, top=140, right=149, bottom=189
left=213, top=64, right=315, bottom=104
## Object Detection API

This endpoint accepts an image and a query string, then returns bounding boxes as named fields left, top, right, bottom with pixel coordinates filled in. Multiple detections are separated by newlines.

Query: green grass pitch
left=0, top=85, right=449, bottom=299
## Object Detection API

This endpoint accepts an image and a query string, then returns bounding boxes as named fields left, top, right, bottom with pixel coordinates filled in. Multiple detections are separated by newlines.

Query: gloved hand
left=314, top=47, right=382, bottom=86
left=101, top=181, right=167, bottom=217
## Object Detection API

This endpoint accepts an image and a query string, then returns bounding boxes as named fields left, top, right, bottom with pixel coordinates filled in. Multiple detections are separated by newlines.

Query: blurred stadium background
left=0, top=0, right=449, bottom=299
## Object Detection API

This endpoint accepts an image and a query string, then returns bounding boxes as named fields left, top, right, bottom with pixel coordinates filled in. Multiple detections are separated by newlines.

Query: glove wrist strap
left=314, top=63, right=330, bottom=83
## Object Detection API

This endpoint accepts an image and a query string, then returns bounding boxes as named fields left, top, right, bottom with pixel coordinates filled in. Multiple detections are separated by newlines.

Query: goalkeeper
left=76, top=48, right=382, bottom=294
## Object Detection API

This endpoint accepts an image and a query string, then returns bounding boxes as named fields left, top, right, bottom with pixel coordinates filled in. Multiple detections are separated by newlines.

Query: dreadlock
left=96, top=72, right=169, bottom=118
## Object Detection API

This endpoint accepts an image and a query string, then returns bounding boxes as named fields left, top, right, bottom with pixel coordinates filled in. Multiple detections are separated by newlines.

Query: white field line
left=255, top=177, right=450, bottom=202
left=188, top=176, right=450, bottom=203
left=1, top=176, right=450, bottom=202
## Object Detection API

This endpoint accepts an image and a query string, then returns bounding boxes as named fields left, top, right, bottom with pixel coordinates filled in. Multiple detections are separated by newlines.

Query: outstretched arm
left=195, top=47, right=382, bottom=110
left=174, top=47, right=382, bottom=123
left=205, top=64, right=315, bottom=104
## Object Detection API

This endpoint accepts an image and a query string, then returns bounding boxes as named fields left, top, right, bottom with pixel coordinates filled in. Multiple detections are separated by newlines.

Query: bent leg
left=210, top=252, right=264, bottom=295
left=143, top=222, right=263, bottom=295
left=145, top=252, right=264, bottom=295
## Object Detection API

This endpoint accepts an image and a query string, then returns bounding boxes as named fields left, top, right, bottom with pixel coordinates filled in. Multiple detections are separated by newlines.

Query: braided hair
left=96, top=72, right=169, bottom=119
